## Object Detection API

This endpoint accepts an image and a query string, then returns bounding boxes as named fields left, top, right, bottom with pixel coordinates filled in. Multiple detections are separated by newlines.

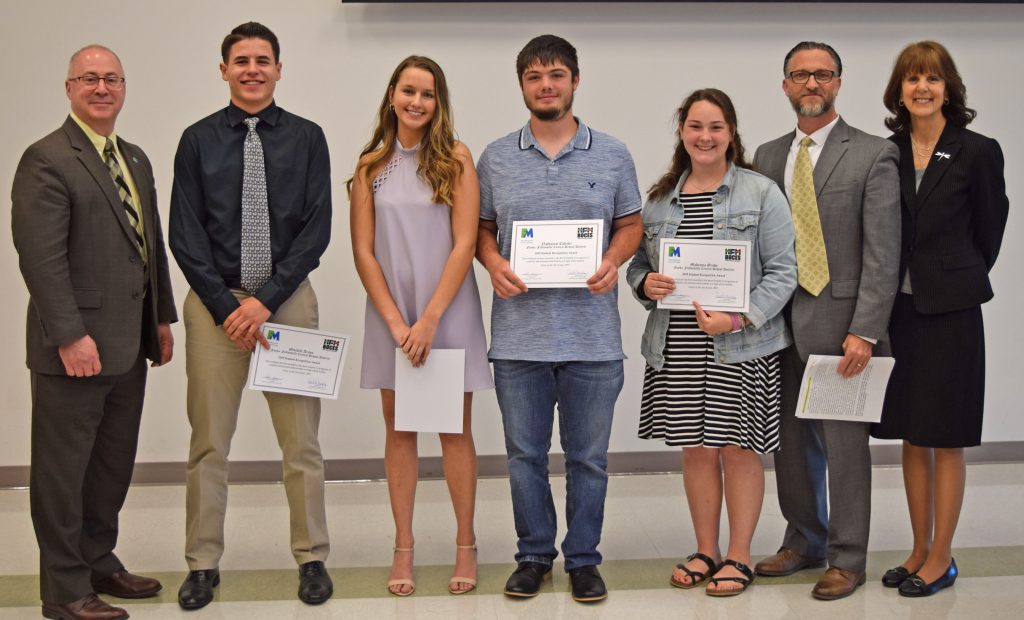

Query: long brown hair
left=647, top=88, right=751, bottom=201
left=882, top=41, right=976, bottom=134
left=347, top=55, right=463, bottom=206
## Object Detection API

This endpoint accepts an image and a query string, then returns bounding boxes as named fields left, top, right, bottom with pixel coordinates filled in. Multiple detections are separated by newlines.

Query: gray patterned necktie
left=241, top=117, right=272, bottom=293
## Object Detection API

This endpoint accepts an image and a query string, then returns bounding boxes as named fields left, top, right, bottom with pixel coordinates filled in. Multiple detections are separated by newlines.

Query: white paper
left=794, top=355, right=895, bottom=423
left=394, top=349, right=465, bottom=434
left=508, top=219, right=604, bottom=288
left=246, top=322, right=349, bottom=399
left=657, top=238, right=751, bottom=312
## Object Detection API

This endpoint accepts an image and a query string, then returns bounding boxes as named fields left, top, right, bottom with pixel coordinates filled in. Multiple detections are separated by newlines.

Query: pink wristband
left=729, top=313, right=743, bottom=333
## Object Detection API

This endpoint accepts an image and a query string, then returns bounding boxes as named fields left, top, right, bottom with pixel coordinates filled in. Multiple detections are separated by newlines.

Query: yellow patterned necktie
left=791, top=136, right=829, bottom=295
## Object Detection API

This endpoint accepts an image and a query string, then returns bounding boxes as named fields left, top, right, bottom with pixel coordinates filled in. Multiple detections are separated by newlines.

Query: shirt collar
left=225, top=100, right=281, bottom=128
left=794, top=114, right=840, bottom=148
left=518, top=116, right=592, bottom=157
left=70, top=111, right=117, bottom=156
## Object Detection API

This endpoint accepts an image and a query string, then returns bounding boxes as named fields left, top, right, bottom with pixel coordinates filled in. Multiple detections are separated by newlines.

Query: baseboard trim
left=2, top=441, right=1021, bottom=488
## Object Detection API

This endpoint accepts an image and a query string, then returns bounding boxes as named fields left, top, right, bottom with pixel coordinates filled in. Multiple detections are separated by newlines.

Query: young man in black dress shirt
left=169, top=22, right=333, bottom=610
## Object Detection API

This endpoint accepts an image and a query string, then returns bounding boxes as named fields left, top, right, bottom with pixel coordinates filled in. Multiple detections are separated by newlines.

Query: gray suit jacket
left=753, top=117, right=900, bottom=361
left=11, top=117, right=177, bottom=376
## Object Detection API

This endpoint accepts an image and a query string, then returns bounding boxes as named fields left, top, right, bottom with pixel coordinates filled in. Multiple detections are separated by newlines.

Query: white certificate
left=394, top=349, right=465, bottom=434
left=795, top=355, right=896, bottom=423
left=657, top=238, right=751, bottom=312
left=246, top=322, right=350, bottom=399
left=509, top=219, right=603, bottom=288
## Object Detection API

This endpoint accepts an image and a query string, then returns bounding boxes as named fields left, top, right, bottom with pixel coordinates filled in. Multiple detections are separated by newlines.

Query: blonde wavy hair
left=347, top=55, right=463, bottom=206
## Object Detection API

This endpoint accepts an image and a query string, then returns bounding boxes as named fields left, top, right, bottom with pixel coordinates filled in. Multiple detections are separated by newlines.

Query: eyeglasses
left=787, top=70, right=837, bottom=85
left=68, top=74, right=126, bottom=90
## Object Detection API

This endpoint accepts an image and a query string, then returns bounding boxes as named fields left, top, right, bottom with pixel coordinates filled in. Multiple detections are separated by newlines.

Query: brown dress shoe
left=754, top=548, right=826, bottom=576
left=812, top=567, right=866, bottom=600
left=91, top=570, right=162, bottom=599
left=41, top=593, right=128, bottom=620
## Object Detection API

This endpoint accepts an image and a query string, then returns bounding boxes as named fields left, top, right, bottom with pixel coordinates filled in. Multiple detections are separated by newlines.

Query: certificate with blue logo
left=509, top=219, right=603, bottom=288
left=657, top=239, right=750, bottom=312
left=246, top=322, right=350, bottom=399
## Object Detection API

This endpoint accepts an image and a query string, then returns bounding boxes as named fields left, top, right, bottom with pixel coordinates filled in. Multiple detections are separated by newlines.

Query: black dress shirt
left=170, top=101, right=331, bottom=324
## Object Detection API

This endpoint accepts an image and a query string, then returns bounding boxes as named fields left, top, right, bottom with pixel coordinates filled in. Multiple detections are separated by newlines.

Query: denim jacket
left=626, top=164, right=797, bottom=368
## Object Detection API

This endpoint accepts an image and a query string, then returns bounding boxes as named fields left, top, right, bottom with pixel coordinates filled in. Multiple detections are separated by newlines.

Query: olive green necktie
left=791, top=136, right=829, bottom=295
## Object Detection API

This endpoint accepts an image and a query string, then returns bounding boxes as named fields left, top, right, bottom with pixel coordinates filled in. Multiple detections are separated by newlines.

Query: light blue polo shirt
left=478, top=118, right=642, bottom=362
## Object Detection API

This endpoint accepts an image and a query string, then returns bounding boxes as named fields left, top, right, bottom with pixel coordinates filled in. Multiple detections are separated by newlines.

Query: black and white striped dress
left=638, top=192, right=781, bottom=453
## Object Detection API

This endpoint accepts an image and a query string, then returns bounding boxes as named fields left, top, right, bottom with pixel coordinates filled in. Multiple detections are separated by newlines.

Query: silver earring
left=898, top=100, right=905, bottom=107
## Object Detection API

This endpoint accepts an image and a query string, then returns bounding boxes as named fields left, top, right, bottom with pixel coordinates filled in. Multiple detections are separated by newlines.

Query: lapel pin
left=935, top=151, right=951, bottom=160
left=132, top=156, right=139, bottom=163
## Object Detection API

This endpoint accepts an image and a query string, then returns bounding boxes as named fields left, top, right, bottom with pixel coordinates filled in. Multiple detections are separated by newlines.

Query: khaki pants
left=183, top=280, right=329, bottom=569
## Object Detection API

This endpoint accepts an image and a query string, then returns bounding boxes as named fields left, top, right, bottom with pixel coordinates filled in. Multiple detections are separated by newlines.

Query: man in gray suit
left=752, top=41, right=899, bottom=600
left=11, top=45, right=176, bottom=620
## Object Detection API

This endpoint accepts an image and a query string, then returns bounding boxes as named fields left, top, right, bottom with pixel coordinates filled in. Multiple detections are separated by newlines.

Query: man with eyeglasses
left=12, top=45, right=176, bottom=619
left=752, top=41, right=900, bottom=600
left=169, top=22, right=333, bottom=610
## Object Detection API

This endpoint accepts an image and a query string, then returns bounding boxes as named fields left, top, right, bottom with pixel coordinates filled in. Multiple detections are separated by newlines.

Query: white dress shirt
left=783, top=115, right=840, bottom=199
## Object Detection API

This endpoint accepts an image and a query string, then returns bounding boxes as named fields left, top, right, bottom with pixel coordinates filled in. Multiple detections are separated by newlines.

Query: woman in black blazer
left=874, top=41, right=1009, bottom=597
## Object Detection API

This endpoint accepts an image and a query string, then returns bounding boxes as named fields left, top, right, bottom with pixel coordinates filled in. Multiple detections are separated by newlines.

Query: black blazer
left=892, top=124, right=1008, bottom=314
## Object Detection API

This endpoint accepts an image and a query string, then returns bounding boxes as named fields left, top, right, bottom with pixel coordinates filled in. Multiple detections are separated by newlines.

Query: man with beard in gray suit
left=752, top=41, right=900, bottom=600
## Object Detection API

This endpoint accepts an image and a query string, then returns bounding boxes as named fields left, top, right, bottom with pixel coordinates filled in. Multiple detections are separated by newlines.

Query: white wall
left=1, top=1, right=1020, bottom=467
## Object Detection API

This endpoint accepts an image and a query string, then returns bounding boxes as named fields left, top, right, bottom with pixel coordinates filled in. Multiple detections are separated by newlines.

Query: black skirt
left=872, top=293, right=986, bottom=448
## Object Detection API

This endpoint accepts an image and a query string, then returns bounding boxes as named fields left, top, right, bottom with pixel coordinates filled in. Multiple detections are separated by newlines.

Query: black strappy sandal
left=706, top=559, right=754, bottom=597
left=670, top=552, right=718, bottom=589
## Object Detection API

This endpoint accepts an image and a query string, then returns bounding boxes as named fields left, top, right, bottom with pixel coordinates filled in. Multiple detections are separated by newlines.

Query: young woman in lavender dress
left=348, top=56, right=492, bottom=597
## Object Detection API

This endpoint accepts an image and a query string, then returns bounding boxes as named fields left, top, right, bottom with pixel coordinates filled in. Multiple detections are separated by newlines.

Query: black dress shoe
left=503, top=562, right=552, bottom=598
left=568, top=565, right=608, bottom=603
left=298, top=561, right=333, bottom=605
left=91, top=570, right=162, bottom=599
left=178, top=568, right=219, bottom=610
left=881, top=565, right=913, bottom=588
left=899, top=558, right=958, bottom=597
left=42, top=593, right=128, bottom=620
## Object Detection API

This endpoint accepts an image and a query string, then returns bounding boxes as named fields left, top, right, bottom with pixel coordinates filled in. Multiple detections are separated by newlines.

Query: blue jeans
left=493, top=359, right=624, bottom=571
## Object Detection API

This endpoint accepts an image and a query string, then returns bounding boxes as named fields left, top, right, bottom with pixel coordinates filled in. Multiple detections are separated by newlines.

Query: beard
left=790, top=92, right=835, bottom=118
left=526, top=91, right=574, bottom=122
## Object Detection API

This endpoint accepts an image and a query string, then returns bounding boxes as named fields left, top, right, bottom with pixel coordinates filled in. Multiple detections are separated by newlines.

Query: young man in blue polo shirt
left=476, top=34, right=643, bottom=603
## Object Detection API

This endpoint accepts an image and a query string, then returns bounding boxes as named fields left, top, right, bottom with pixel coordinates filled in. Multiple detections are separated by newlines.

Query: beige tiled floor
left=1, top=464, right=1022, bottom=618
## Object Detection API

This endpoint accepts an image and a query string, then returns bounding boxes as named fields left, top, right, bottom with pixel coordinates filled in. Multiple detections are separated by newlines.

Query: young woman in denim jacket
left=626, top=89, right=796, bottom=596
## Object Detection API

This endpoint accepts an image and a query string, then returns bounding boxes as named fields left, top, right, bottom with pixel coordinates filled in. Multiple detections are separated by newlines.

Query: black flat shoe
left=569, top=565, right=607, bottom=603
left=298, top=561, right=333, bottom=605
left=898, top=559, right=958, bottom=597
left=882, top=565, right=913, bottom=588
left=503, top=562, right=552, bottom=598
left=178, top=568, right=220, bottom=610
